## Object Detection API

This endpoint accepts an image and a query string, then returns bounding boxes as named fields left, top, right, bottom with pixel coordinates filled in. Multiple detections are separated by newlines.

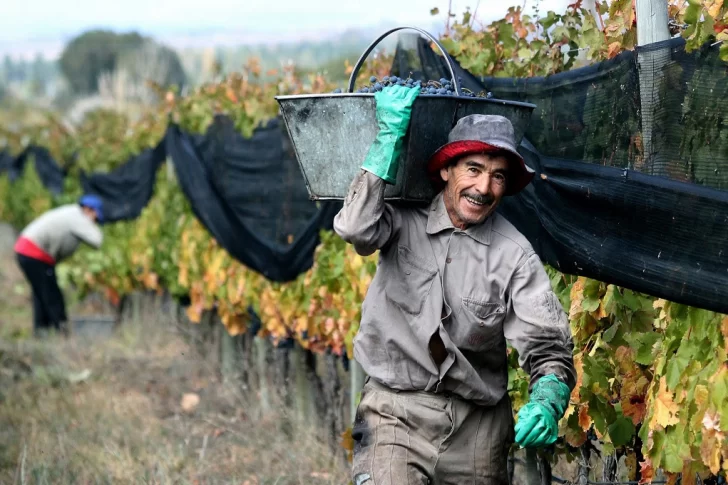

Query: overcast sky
left=0, top=0, right=572, bottom=58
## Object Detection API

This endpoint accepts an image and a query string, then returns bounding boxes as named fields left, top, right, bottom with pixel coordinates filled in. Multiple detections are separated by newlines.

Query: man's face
left=440, top=153, right=509, bottom=229
left=82, top=206, right=98, bottom=223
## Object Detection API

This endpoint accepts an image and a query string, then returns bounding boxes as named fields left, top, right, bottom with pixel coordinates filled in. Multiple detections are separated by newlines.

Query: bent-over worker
left=14, top=195, right=104, bottom=337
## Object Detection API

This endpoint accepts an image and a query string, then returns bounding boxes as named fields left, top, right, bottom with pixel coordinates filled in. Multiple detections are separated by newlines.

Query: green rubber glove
left=514, top=374, right=571, bottom=448
left=361, top=84, right=420, bottom=184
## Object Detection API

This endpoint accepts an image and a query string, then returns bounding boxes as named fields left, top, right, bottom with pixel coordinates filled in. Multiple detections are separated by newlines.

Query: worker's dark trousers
left=15, top=253, right=67, bottom=334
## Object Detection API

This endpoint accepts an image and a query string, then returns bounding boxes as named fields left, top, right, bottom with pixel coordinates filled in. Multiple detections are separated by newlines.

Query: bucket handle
left=347, top=26, right=461, bottom=96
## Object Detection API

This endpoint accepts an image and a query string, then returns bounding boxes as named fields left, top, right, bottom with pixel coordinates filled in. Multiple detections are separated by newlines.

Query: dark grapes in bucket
left=332, top=75, right=493, bottom=98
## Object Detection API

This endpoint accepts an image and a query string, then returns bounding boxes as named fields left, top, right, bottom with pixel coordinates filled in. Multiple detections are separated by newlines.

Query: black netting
left=3, top=145, right=66, bottom=194
left=640, top=38, right=728, bottom=189
left=201, top=116, right=321, bottom=247
left=0, top=149, right=12, bottom=173
left=165, top=117, right=341, bottom=282
left=80, top=138, right=166, bottom=222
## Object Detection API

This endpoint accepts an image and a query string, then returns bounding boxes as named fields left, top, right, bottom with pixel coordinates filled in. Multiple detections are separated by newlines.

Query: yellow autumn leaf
left=700, top=427, right=723, bottom=475
left=649, top=376, right=680, bottom=430
left=294, top=315, right=309, bottom=334
left=708, top=0, right=724, bottom=19
left=572, top=352, right=584, bottom=400
left=143, top=272, right=158, bottom=290
left=185, top=305, right=202, bottom=323
left=340, top=427, right=354, bottom=463
left=594, top=300, right=608, bottom=320
left=569, top=277, right=586, bottom=319
left=578, top=404, right=592, bottom=431
left=562, top=402, right=576, bottom=421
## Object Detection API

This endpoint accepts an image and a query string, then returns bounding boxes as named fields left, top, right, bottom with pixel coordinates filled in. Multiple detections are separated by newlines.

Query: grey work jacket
left=334, top=170, right=576, bottom=406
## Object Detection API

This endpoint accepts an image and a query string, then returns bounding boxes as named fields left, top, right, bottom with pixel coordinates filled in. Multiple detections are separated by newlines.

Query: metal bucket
left=275, top=26, right=537, bottom=202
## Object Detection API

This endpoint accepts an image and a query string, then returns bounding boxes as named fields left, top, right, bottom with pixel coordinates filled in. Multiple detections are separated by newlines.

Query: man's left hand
left=514, top=374, right=571, bottom=448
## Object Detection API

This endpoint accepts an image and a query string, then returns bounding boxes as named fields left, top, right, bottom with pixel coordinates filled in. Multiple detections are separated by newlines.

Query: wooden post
left=635, top=0, right=671, bottom=175
left=219, top=321, right=237, bottom=381
left=349, top=359, right=365, bottom=424
left=132, top=292, right=141, bottom=323
left=254, top=335, right=271, bottom=413
left=168, top=297, right=180, bottom=323
left=292, top=344, right=314, bottom=424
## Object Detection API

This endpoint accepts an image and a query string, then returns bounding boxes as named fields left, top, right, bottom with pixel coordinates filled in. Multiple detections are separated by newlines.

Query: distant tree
left=59, top=30, right=145, bottom=94
left=116, top=40, right=186, bottom=91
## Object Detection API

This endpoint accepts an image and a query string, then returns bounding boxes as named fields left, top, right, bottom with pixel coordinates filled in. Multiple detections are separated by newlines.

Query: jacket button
left=446, top=257, right=452, bottom=263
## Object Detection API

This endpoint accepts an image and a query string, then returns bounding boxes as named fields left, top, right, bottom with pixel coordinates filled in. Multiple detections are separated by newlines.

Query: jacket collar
left=425, top=192, right=493, bottom=245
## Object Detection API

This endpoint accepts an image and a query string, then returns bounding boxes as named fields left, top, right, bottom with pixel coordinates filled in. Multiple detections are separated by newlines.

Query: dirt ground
left=0, top=223, right=349, bottom=485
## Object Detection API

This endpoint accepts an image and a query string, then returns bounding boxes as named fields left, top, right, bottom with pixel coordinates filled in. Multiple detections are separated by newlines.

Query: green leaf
left=711, top=372, right=728, bottom=409
left=720, top=44, right=728, bottom=62
left=684, top=2, right=701, bottom=26
left=583, top=354, right=611, bottom=390
left=582, top=297, right=600, bottom=313
left=540, top=11, right=560, bottom=30
left=603, top=323, right=620, bottom=343
left=587, top=393, right=617, bottom=436
left=498, top=24, right=516, bottom=49
left=662, top=425, right=691, bottom=473
left=620, top=290, right=643, bottom=311
left=626, top=331, right=662, bottom=366
left=602, top=285, right=618, bottom=316
left=665, top=356, right=690, bottom=390
left=601, top=441, right=616, bottom=455
left=430, top=7, right=440, bottom=15
left=647, top=428, right=666, bottom=469
left=517, top=48, right=534, bottom=60
left=607, top=416, right=635, bottom=447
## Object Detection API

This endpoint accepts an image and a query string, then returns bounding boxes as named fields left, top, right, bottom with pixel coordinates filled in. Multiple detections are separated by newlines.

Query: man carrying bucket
left=14, top=195, right=105, bottom=338
left=334, top=85, right=576, bottom=484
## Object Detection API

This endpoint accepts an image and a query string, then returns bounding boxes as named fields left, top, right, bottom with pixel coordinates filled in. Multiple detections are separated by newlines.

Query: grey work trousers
left=351, top=377, right=515, bottom=485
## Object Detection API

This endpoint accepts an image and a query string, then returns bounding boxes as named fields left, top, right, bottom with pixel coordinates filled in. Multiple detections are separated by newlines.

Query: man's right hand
left=361, top=84, right=420, bottom=184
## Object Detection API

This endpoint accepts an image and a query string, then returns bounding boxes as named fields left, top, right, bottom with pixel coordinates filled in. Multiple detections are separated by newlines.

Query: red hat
left=427, top=115, right=534, bottom=196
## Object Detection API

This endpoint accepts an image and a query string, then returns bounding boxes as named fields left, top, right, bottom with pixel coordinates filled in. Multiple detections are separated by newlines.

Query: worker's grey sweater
left=20, top=204, right=103, bottom=263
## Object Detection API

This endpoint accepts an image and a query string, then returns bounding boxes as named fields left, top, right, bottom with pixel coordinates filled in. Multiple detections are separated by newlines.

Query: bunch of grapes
left=332, top=75, right=494, bottom=99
